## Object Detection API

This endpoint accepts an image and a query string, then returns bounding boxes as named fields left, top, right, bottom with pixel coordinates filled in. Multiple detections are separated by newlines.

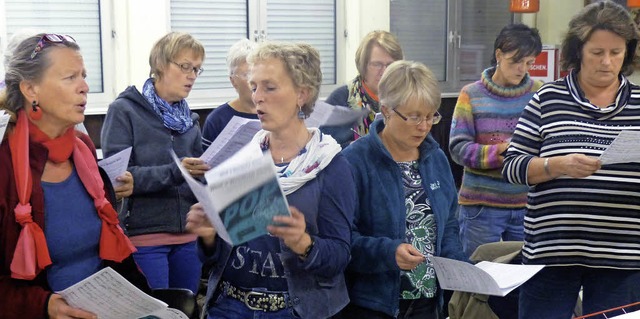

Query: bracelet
left=298, top=236, right=315, bottom=259
left=544, top=157, right=551, bottom=176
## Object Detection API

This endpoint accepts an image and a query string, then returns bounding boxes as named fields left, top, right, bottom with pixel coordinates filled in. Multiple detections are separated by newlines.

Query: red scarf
left=8, top=110, right=135, bottom=280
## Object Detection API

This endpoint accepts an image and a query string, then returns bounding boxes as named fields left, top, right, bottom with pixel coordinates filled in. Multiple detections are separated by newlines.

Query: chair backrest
left=151, top=288, right=199, bottom=319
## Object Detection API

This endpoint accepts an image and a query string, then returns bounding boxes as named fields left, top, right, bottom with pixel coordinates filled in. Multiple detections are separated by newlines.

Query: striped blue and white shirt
left=502, top=70, right=640, bottom=269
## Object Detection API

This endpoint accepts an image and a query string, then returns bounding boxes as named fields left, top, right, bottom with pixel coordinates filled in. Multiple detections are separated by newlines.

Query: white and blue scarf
left=142, top=78, right=194, bottom=134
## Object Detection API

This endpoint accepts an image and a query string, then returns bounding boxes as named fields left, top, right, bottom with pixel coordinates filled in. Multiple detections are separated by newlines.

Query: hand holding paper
left=98, top=146, right=132, bottom=187
left=174, top=142, right=291, bottom=246
left=58, top=267, right=188, bottom=319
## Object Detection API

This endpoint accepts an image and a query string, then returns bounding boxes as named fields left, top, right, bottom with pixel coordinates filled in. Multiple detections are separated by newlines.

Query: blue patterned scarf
left=142, top=78, right=194, bottom=134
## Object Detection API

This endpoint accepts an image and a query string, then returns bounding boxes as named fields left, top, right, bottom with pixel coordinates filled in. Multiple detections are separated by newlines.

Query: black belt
left=220, top=281, right=290, bottom=312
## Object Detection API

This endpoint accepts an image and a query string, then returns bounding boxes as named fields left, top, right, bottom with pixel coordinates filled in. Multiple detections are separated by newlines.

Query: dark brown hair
left=560, top=0, right=640, bottom=75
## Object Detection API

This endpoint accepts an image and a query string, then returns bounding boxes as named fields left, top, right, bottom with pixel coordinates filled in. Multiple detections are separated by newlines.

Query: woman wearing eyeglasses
left=321, top=30, right=403, bottom=148
left=448, top=24, right=542, bottom=259
left=0, top=34, right=149, bottom=318
left=101, top=32, right=208, bottom=294
left=340, top=61, right=465, bottom=319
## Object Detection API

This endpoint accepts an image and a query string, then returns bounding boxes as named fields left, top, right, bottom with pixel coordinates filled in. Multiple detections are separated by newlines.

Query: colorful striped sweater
left=502, top=71, right=640, bottom=269
left=449, top=67, right=542, bottom=208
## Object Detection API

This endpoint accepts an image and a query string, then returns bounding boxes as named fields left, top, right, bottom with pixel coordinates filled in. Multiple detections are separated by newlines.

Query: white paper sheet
left=599, top=131, right=640, bottom=165
left=304, top=100, right=370, bottom=128
left=58, top=267, right=188, bottom=319
left=98, top=146, right=132, bottom=187
left=431, top=256, right=544, bottom=297
left=200, top=116, right=261, bottom=168
left=0, top=110, right=10, bottom=141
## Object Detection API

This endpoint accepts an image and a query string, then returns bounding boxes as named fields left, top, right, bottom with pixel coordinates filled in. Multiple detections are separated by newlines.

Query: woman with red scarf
left=0, top=34, right=148, bottom=318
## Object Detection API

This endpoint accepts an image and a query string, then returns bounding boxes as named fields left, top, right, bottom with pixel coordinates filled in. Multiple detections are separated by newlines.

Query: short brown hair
left=560, top=0, right=640, bottom=75
left=355, top=30, right=403, bottom=78
left=149, top=32, right=205, bottom=79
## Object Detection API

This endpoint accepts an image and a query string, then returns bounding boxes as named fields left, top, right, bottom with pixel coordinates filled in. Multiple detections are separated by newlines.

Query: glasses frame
left=392, top=108, right=442, bottom=126
left=171, top=61, right=204, bottom=76
left=368, top=61, right=394, bottom=71
left=30, top=34, right=76, bottom=60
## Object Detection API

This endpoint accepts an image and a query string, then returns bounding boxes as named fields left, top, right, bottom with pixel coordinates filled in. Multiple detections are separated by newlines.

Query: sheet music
left=98, top=146, right=132, bottom=186
left=599, top=131, right=640, bottom=165
left=178, top=142, right=290, bottom=246
left=431, top=257, right=544, bottom=297
left=0, top=110, right=10, bottom=141
left=58, top=267, right=188, bottom=319
left=205, top=143, right=290, bottom=245
left=305, top=100, right=370, bottom=128
left=200, top=116, right=261, bottom=168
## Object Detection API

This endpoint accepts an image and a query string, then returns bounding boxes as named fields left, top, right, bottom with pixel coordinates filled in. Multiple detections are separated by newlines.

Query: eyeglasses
left=393, top=108, right=442, bottom=126
left=171, top=61, right=204, bottom=76
left=30, top=34, right=76, bottom=60
left=368, top=61, right=394, bottom=71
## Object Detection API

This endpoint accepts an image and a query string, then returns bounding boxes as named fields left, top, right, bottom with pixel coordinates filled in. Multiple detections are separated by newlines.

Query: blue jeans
left=207, top=294, right=300, bottom=319
left=458, top=205, right=525, bottom=258
left=133, top=241, right=202, bottom=293
left=519, top=266, right=640, bottom=319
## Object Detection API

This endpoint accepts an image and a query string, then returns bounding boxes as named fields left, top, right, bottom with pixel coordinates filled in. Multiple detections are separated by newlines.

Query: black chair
left=151, top=288, right=199, bottom=319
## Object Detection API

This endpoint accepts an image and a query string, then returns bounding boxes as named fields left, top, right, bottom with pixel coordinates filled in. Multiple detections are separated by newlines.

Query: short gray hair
left=378, top=60, right=441, bottom=112
left=226, top=38, right=256, bottom=75
left=247, top=41, right=322, bottom=117
left=4, top=28, right=45, bottom=68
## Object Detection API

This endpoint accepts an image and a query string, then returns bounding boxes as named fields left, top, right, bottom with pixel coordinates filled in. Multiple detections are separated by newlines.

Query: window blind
left=5, top=0, right=103, bottom=92
left=170, top=0, right=248, bottom=91
left=265, top=0, right=336, bottom=84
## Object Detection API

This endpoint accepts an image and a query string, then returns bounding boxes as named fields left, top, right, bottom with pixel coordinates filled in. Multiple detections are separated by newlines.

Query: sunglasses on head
left=30, top=34, right=76, bottom=60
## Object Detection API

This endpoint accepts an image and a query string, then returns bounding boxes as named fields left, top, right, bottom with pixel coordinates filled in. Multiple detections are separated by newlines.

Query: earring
left=496, top=61, right=501, bottom=67
left=30, top=100, right=42, bottom=121
left=297, top=106, right=306, bottom=119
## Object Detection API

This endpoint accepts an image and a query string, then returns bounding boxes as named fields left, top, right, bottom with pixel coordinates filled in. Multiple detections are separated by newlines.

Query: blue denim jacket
left=342, top=119, right=466, bottom=317
left=199, top=154, right=356, bottom=319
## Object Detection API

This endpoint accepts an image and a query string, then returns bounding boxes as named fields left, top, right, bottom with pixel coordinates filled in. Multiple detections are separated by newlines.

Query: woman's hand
left=181, top=157, right=210, bottom=177
left=186, top=203, right=217, bottom=248
left=114, top=171, right=133, bottom=200
left=48, top=294, right=97, bottom=319
left=395, top=243, right=425, bottom=271
left=268, top=206, right=312, bottom=255
left=557, top=154, right=601, bottom=178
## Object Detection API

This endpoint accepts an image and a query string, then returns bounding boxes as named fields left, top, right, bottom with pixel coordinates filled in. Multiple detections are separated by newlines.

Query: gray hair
left=561, top=0, right=640, bottom=75
left=247, top=41, right=322, bottom=116
left=4, top=28, right=45, bottom=68
left=226, top=38, right=256, bottom=76
left=149, top=32, right=205, bottom=79
left=1, top=33, right=80, bottom=114
left=378, top=60, right=441, bottom=112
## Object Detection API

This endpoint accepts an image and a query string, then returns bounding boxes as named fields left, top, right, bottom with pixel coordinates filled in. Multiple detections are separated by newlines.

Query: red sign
left=529, top=51, right=549, bottom=77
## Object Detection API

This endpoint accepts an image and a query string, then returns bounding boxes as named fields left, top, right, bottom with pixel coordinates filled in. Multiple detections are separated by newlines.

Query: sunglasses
left=30, top=34, right=76, bottom=60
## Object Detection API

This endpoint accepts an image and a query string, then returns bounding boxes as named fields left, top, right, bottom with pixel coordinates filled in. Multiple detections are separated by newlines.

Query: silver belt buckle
left=244, top=291, right=266, bottom=311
